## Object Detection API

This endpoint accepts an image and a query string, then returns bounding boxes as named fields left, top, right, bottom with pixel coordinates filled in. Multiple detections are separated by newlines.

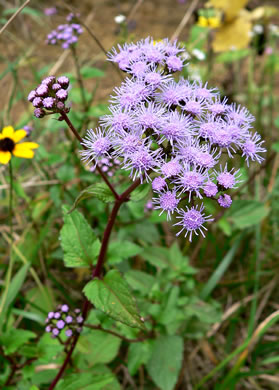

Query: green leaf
left=69, top=183, right=115, bottom=212
left=0, top=328, right=36, bottom=355
left=128, top=341, right=153, bottom=375
left=81, top=66, right=105, bottom=78
left=60, top=205, right=100, bottom=267
left=227, top=200, right=269, bottom=229
left=147, top=335, right=183, bottom=390
left=56, top=366, right=120, bottom=390
left=107, top=241, right=143, bottom=264
left=80, top=330, right=121, bottom=365
left=0, top=263, right=29, bottom=325
left=130, top=184, right=150, bottom=201
left=125, top=270, right=155, bottom=295
left=83, top=270, right=145, bottom=329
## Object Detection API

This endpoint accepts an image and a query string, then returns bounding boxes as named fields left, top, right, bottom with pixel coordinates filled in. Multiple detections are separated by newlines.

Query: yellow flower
left=208, top=16, right=221, bottom=28
left=0, top=126, right=39, bottom=165
left=197, top=16, right=209, bottom=28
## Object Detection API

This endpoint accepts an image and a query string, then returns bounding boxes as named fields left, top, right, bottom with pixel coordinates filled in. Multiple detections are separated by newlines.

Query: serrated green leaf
left=227, top=200, right=269, bottom=229
left=56, top=366, right=120, bottom=390
left=60, top=205, right=100, bottom=267
left=128, top=341, right=153, bottom=375
left=81, top=66, right=105, bottom=78
left=83, top=270, right=145, bottom=329
left=125, top=270, right=155, bottom=295
left=147, top=335, right=183, bottom=390
left=69, top=183, right=115, bottom=212
left=80, top=330, right=121, bottom=365
left=107, top=241, right=143, bottom=264
left=0, top=328, right=36, bottom=355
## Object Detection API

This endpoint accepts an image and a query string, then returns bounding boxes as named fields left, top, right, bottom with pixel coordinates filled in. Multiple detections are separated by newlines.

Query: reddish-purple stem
left=48, top=116, right=141, bottom=389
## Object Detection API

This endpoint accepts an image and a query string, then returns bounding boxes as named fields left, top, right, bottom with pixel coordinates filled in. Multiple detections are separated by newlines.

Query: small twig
left=0, top=0, right=30, bottom=35
left=70, top=45, right=87, bottom=112
left=171, top=0, right=199, bottom=42
left=126, top=0, right=145, bottom=22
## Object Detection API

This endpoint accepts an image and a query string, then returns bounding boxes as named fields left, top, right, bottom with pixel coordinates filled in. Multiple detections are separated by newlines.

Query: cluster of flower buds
left=28, top=76, right=70, bottom=119
left=79, top=37, right=265, bottom=241
left=46, top=13, right=83, bottom=49
left=45, top=304, right=84, bottom=338
left=90, top=157, right=121, bottom=177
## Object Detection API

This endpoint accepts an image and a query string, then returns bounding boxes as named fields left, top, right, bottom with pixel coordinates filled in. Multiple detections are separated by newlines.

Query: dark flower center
left=0, top=137, right=15, bottom=152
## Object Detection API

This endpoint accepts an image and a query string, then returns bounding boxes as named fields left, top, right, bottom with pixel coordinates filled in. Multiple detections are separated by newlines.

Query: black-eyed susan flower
left=0, top=126, right=39, bottom=165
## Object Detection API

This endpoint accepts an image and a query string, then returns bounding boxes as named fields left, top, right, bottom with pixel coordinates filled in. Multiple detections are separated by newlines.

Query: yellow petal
left=11, top=129, right=27, bottom=143
left=16, top=142, right=39, bottom=150
left=2, top=126, right=14, bottom=137
left=13, top=145, right=35, bottom=159
left=210, top=0, right=249, bottom=21
left=0, top=151, right=11, bottom=164
left=213, top=16, right=252, bottom=52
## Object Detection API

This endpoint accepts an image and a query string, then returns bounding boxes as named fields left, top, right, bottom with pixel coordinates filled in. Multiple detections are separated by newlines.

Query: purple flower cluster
left=80, top=37, right=266, bottom=240
left=28, top=76, right=70, bottom=118
left=90, top=157, right=121, bottom=177
left=46, top=14, right=83, bottom=49
left=45, top=304, right=84, bottom=338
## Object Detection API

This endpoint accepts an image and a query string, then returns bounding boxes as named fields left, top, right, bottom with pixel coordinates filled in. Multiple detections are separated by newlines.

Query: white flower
left=192, top=48, right=206, bottom=61
left=114, top=14, right=126, bottom=24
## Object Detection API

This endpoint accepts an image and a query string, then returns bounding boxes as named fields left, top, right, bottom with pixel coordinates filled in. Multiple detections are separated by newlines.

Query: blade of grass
left=200, top=234, right=243, bottom=300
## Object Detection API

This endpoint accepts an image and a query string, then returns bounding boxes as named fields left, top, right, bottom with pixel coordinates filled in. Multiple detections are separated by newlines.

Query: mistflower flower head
left=166, top=55, right=184, bottom=72
left=43, top=97, right=55, bottom=109
left=241, top=132, right=266, bottom=166
left=158, top=111, right=192, bottom=145
left=54, top=312, right=61, bottom=319
left=135, top=102, right=165, bottom=131
left=152, top=176, right=167, bottom=192
left=153, top=188, right=180, bottom=220
left=175, top=204, right=214, bottom=241
left=101, top=106, right=135, bottom=132
left=124, top=146, right=161, bottom=182
left=56, top=89, right=68, bottom=101
left=61, top=304, right=69, bottom=312
left=52, top=328, right=60, bottom=337
left=52, top=83, right=61, bottom=92
left=155, top=79, right=181, bottom=107
left=34, top=108, right=46, bottom=118
left=183, top=99, right=205, bottom=117
left=65, top=329, right=73, bottom=337
left=57, top=76, right=70, bottom=89
left=144, top=200, right=154, bottom=213
left=128, top=61, right=149, bottom=78
left=57, top=320, right=65, bottom=329
left=36, top=84, right=49, bottom=97
left=144, top=68, right=171, bottom=87
left=66, top=315, right=73, bottom=324
left=42, top=76, right=56, bottom=86
left=218, top=194, right=232, bottom=208
left=161, top=158, right=182, bottom=178
left=208, top=97, right=228, bottom=116
left=0, top=126, right=39, bottom=165
left=28, top=90, right=36, bottom=102
left=194, top=81, right=218, bottom=100
left=111, top=79, right=150, bottom=108
left=32, top=97, right=43, bottom=108
left=175, top=164, right=207, bottom=199
left=112, top=128, right=145, bottom=159
left=194, top=148, right=219, bottom=169
left=215, top=164, right=241, bottom=189
left=204, top=181, right=218, bottom=198
left=226, top=103, right=255, bottom=126
left=81, top=128, right=111, bottom=165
